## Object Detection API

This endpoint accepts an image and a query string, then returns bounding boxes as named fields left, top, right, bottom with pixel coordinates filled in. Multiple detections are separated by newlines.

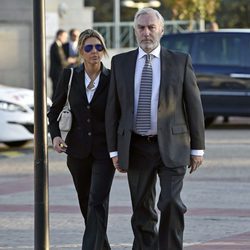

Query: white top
left=69, top=40, right=78, bottom=57
left=84, top=73, right=100, bottom=103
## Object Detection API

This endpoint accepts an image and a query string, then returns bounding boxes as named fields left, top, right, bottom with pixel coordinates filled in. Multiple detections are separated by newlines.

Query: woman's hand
left=112, top=156, right=127, bottom=173
left=53, top=136, right=68, bottom=153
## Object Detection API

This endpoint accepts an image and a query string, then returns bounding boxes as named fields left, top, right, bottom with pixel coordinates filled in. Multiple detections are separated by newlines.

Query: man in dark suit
left=49, top=29, right=76, bottom=100
left=63, top=28, right=80, bottom=67
left=105, top=8, right=205, bottom=250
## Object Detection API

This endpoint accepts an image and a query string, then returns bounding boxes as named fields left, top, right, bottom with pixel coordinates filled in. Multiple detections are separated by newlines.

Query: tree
left=85, top=0, right=113, bottom=21
left=85, top=0, right=136, bottom=22
left=161, top=0, right=220, bottom=22
left=85, top=0, right=249, bottom=28
left=217, top=0, right=250, bottom=28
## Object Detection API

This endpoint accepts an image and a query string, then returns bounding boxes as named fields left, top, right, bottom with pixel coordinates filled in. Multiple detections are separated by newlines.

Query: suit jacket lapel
left=159, top=48, right=174, bottom=106
left=75, top=64, right=89, bottom=104
left=125, top=49, right=138, bottom=112
left=90, top=64, right=110, bottom=103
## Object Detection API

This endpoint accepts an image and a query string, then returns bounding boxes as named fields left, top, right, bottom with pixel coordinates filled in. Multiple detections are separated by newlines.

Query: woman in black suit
left=48, top=29, right=115, bottom=250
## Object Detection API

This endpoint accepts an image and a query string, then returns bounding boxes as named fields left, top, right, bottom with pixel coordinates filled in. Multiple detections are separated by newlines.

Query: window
left=160, top=34, right=192, bottom=54
left=192, top=33, right=249, bottom=67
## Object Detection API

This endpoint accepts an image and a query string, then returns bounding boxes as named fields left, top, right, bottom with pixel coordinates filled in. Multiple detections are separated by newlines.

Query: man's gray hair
left=133, top=8, right=164, bottom=29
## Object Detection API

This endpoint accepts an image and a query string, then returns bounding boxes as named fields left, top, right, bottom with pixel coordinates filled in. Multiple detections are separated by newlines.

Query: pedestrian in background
left=63, top=28, right=81, bottom=67
left=48, top=29, right=115, bottom=250
left=105, top=8, right=205, bottom=250
left=49, top=29, right=77, bottom=100
left=208, top=21, right=219, bottom=31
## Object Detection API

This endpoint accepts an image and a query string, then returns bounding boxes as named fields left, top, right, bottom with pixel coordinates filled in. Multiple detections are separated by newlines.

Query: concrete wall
left=0, top=0, right=33, bottom=89
left=0, top=0, right=94, bottom=92
left=45, top=0, right=94, bottom=97
left=58, top=0, right=94, bottom=31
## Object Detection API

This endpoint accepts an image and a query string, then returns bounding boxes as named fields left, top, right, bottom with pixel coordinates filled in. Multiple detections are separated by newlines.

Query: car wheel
left=205, top=117, right=216, bottom=128
left=4, top=140, right=28, bottom=147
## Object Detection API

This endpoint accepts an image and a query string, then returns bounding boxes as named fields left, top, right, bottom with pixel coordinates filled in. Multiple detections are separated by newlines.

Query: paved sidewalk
left=1, top=127, right=250, bottom=249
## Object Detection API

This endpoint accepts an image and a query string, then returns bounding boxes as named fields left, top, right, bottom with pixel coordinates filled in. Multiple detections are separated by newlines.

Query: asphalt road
left=0, top=117, right=250, bottom=249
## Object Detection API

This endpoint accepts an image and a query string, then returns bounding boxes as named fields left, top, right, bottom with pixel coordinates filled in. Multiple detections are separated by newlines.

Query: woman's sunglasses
left=84, top=44, right=104, bottom=53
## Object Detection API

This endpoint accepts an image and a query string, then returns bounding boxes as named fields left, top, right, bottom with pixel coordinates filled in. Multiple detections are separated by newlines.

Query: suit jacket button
left=88, top=132, right=92, bottom=136
left=87, top=105, right=90, bottom=109
left=87, top=118, right=91, bottom=123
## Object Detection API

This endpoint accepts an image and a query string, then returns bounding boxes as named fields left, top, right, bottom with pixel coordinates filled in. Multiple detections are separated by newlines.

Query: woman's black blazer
left=48, top=63, right=111, bottom=159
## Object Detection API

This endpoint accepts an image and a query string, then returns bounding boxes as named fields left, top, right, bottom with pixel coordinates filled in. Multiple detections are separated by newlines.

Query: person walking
left=48, top=29, right=115, bottom=250
left=63, top=28, right=80, bottom=67
left=105, top=8, right=205, bottom=250
left=49, top=29, right=77, bottom=100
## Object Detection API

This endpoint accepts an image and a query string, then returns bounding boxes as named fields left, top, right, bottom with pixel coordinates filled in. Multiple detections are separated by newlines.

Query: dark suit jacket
left=63, top=42, right=78, bottom=58
left=48, top=63, right=111, bottom=159
left=63, top=42, right=80, bottom=67
left=105, top=47, right=205, bottom=170
left=49, top=42, right=68, bottom=82
left=62, top=42, right=70, bottom=58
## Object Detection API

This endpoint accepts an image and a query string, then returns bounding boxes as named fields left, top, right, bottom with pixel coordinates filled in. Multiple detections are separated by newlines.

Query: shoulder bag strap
left=65, top=68, right=73, bottom=110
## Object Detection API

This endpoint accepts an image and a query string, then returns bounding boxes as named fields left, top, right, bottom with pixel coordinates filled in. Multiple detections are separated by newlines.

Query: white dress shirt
left=85, top=73, right=100, bottom=103
left=69, top=40, right=78, bottom=57
left=133, top=46, right=161, bottom=135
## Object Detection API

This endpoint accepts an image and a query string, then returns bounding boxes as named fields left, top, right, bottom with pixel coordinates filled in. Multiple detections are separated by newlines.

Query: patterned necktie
left=87, top=80, right=95, bottom=90
left=136, top=54, right=153, bottom=134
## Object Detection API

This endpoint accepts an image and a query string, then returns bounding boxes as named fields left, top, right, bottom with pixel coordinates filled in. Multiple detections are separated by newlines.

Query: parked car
left=160, top=29, right=250, bottom=127
left=0, top=84, right=52, bottom=147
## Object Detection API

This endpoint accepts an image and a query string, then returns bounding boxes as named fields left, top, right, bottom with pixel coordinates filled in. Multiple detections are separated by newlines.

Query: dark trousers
left=127, top=134, right=187, bottom=250
left=67, top=155, right=115, bottom=250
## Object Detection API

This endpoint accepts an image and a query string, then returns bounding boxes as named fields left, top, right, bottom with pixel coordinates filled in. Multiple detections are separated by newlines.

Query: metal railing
left=93, top=20, right=197, bottom=48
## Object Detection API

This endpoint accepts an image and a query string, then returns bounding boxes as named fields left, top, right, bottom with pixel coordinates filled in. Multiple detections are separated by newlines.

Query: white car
left=0, top=84, right=52, bottom=147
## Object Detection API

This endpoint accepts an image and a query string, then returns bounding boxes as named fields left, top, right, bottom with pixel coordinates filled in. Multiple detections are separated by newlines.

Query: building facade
left=0, top=0, right=93, bottom=94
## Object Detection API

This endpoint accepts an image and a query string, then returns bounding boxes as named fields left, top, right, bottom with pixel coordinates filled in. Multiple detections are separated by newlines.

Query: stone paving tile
left=184, top=232, right=250, bottom=250
left=1, top=127, right=250, bottom=249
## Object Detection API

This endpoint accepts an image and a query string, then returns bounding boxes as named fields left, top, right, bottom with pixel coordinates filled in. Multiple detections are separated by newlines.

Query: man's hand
left=188, top=155, right=203, bottom=174
left=67, top=57, right=77, bottom=64
left=53, top=136, right=68, bottom=153
left=112, top=156, right=127, bottom=173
